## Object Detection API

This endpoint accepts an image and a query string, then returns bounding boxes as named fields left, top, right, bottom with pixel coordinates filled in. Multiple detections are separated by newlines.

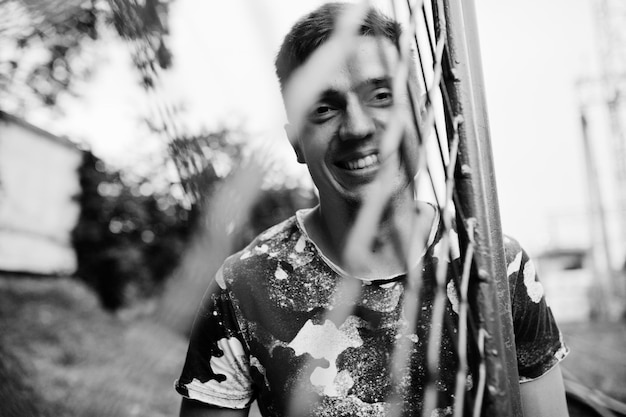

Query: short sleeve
left=174, top=268, right=254, bottom=409
left=504, top=238, right=569, bottom=382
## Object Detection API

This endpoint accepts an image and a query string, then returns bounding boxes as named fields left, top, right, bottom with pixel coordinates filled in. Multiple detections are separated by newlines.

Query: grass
left=0, top=276, right=187, bottom=417
left=1, top=275, right=624, bottom=417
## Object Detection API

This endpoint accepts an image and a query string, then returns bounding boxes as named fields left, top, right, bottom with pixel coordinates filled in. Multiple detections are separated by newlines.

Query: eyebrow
left=317, top=77, right=392, bottom=101
left=363, top=77, right=392, bottom=89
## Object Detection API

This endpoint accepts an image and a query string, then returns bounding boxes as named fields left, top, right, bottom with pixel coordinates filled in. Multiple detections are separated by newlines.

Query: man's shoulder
left=502, top=235, right=529, bottom=275
left=222, top=213, right=304, bottom=280
left=503, top=235, right=523, bottom=255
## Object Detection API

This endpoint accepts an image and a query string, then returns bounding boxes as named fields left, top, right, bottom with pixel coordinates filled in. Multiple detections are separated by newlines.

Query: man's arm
left=519, top=364, right=569, bottom=417
left=179, top=398, right=250, bottom=417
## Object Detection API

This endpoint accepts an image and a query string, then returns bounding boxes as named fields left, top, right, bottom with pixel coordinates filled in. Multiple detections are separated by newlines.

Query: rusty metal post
left=438, top=0, right=522, bottom=415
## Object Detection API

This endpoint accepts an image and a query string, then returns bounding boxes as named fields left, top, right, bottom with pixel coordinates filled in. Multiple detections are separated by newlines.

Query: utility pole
left=579, top=108, right=616, bottom=320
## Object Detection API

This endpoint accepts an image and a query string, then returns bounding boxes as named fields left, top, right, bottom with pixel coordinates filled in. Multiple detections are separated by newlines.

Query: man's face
left=285, top=36, right=419, bottom=207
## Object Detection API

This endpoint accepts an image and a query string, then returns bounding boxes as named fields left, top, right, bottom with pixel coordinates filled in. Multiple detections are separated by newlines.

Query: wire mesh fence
left=164, top=0, right=522, bottom=415
left=313, top=1, right=522, bottom=415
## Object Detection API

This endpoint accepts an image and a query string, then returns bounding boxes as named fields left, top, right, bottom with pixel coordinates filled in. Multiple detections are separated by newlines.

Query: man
left=176, top=3, right=570, bottom=416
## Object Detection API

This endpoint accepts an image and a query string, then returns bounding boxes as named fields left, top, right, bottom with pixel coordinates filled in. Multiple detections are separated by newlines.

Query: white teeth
left=345, top=154, right=378, bottom=170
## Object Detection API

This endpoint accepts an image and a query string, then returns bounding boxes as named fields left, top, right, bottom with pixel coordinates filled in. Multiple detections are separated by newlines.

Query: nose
left=339, top=95, right=375, bottom=141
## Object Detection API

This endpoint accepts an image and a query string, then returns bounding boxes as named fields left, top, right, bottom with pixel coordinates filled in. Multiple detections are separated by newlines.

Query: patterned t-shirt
left=175, top=209, right=568, bottom=416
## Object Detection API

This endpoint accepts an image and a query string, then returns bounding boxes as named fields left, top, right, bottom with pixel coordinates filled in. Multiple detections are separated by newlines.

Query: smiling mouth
left=337, top=154, right=380, bottom=171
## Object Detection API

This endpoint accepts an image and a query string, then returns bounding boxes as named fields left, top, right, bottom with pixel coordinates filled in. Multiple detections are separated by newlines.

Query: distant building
left=0, top=111, right=82, bottom=275
left=536, top=247, right=593, bottom=322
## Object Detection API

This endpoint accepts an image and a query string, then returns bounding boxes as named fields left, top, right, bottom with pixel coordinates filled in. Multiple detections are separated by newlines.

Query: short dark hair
left=274, top=2, right=402, bottom=91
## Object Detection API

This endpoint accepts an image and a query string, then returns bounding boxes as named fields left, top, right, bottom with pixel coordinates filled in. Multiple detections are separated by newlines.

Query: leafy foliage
left=167, top=129, right=247, bottom=207
left=0, top=0, right=172, bottom=110
left=72, top=138, right=315, bottom=311
left=72, top=150, right=193, bottom=310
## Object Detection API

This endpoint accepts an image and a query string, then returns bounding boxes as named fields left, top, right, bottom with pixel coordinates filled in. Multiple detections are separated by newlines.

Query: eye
left=315, top=105, right=332, bottom=114
left=369, top=88, right=393, bottom=106
left=309, top=102, right=338, bottom=122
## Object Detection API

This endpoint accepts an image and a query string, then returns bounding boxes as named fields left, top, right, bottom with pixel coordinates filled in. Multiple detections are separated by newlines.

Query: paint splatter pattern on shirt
left=175, top=211, right=568, bottom=415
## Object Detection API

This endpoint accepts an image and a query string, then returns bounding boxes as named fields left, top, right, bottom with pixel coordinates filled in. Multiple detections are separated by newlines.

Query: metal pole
left=579, top=108, right=616, bottom=320
left=439, top=0, right=522, bottom=415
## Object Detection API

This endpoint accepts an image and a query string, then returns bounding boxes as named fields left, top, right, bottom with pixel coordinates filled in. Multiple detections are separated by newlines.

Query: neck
left=304, top=187, right=433, bottom=279
left=318, top=193, right=411, bottom=248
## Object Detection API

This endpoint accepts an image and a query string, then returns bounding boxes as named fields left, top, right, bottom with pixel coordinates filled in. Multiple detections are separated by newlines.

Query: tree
left=0, top=0, right=172, bottom=111
left=72, top=150, right=193, bottom=310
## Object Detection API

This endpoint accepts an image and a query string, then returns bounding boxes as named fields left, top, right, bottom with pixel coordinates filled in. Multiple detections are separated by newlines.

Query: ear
left=285, top=123, right=305, bottom=164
